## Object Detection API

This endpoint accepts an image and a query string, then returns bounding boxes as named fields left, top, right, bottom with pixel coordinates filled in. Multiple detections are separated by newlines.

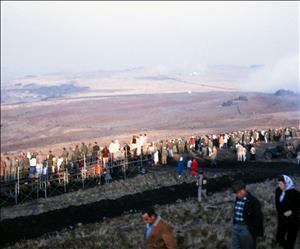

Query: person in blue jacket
left=177, top=156, right=184, bottom=178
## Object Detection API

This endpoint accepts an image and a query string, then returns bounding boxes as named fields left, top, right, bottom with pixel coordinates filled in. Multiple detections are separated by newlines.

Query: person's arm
left=162, top=225, right=177, bottom=249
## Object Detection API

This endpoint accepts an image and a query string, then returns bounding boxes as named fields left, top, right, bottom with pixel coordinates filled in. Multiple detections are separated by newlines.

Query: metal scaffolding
left=0, top=154, right=153, bottom=208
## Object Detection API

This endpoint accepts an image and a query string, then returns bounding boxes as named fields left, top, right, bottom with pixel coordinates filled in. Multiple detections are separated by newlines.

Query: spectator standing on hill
left=167, top=141, right=174, bottom=159
left=210, top=146, right=218, bottom=166
left=9, top=156, right=17, bottom=181
left=87, top=143, right=93, bottom=165
left=224, top=133, right=229, bottom=148
left=250, top=145, right=256, bottom=160
left=61, top=147, right=69, bottom=167
left=154, top=150, right=159, bottom=166
left=80, top=142, right=88, bottom=158
left=196, top=172, right=207, bottom=202
left=104, top=169, right=112, bottom=184
left=236, top=144, right=244, bottom=162
left=74, top=145, right=80, bottom=161
left=0, top=158, right=6, bottom=182
left=4, top=156, right=11, bottom=181
left=177, top=156, right=184, bottom=178
left=190, top=159, right=198, bottom=177
left=161, top=147, right=168, bottom=166
left=47, top=150, right=54, bottom=178
left=219, top=135, right=224, bottom=149
left=92, top=142, right=100, bottom=163
left=231, top=180, right=264, bottom=249
left=297, top=151, right=300, bottom=165
left=101, top=146, right=110, bottom=168
left=275, top=175, right=300, bottom=249
left=67, top=147, right=74, bottom=170
left=186, top=158, right=192, bottom=175
left=140, top=207, right=177, bottom=249
left=29, top=154, right=37, bottom=179
left=21, top=152, right=29, bottom=178
left=36, top=151, right=44, bottom=177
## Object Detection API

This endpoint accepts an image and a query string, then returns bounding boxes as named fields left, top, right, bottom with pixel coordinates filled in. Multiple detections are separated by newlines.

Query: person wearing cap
left=140, top=207, right=177, bottom=249
left=231, top=180, right=264, bottom=249
left=275, top=175, right=300, bottom=249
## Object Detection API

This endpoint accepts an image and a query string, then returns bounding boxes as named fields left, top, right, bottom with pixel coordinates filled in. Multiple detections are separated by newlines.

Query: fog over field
left=1, top=2, right=298, bottom=92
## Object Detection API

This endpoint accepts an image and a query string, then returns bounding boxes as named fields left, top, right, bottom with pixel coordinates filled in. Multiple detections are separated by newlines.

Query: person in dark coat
left=275, top=175, right=300, bottom=249
left=231, top=180, right=264, bottom=249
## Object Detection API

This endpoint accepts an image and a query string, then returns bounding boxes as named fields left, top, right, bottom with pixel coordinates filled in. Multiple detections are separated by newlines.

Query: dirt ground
left=1, top=91, right=299, bottom=154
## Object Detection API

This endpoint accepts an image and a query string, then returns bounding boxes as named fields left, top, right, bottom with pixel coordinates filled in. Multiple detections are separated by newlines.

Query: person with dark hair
left=249, top=145, right=256, bottom=161
left=231, top=180, right=264, bottom=249
left=92, top=142, right=100, bottom=163
left=101, top=146, right=110, bottom=168
left=140, top=207, right=177, bottom=249
left=275, top=175, right=300, bottom=249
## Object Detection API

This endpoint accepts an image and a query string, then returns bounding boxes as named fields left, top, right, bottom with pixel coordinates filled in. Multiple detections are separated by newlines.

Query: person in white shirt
left=29, top=155, right=37, bottom=179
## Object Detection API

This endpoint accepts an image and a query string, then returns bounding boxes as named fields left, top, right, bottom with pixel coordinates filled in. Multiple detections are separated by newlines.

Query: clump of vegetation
left=222, top=100, right=233, bottom=107
left=222, top=95, right=248, bottom=107
left=274, top=89, right=295, bottom=96
left=235, top=96, right=248, bottom=101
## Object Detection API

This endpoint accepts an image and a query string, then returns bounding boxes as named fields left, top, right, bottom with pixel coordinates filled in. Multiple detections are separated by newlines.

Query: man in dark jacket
left=231, top=180, right=264, bottom=249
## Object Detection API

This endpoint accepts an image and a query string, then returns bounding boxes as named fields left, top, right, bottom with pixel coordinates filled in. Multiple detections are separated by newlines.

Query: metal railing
left=0, top=153, right=153, bottom=208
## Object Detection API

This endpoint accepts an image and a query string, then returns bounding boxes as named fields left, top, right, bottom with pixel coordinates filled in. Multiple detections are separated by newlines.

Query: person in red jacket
left=190, top=158, right=198, bottom=176
left=101, top=146, right=110, bottom=168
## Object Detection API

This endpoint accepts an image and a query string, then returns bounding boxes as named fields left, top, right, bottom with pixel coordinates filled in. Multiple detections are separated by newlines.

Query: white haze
left=1, top=1, right=299, bottom=92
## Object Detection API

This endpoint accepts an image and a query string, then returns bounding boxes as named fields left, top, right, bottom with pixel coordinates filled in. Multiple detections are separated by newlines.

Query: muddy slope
left=1, top=161, right=299, bottom=246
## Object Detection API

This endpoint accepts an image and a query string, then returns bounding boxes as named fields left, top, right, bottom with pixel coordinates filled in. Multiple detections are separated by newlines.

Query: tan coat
left=143, top=216, right=177, bottom=249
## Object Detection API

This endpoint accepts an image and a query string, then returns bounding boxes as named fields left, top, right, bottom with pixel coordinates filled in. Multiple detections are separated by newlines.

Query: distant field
left=1, top=91, right=299, bottom=153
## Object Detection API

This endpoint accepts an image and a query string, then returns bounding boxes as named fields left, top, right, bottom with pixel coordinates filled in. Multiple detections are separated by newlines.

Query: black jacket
left=234, top=191, right=264, bottom=237
left=275, top=187, right=300, bottom=224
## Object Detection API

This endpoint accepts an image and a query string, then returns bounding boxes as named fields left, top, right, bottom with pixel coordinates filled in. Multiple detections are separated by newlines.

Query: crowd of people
left=0, top=126, right=299, bottom=249
left=0, top=126, right=299, bottom=184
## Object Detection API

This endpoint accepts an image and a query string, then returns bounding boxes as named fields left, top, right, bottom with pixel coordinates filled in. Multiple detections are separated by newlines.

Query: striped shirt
left=234, top=197, right=247, bottom=223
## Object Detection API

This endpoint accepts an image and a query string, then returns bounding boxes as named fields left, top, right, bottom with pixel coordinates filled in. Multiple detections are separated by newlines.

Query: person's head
left=277, top=175, right=294, bottom=191
left=232, top=180, right=247, bottom=199
left=141, top=207, right=157, bottom=225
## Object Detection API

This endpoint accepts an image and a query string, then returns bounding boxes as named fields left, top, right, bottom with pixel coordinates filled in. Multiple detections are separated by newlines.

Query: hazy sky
left=1, top=1, right=299, bottom=91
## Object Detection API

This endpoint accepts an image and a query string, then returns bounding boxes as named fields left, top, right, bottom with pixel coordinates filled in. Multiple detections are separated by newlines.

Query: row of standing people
left=1, top=127, right=298, bottom=182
